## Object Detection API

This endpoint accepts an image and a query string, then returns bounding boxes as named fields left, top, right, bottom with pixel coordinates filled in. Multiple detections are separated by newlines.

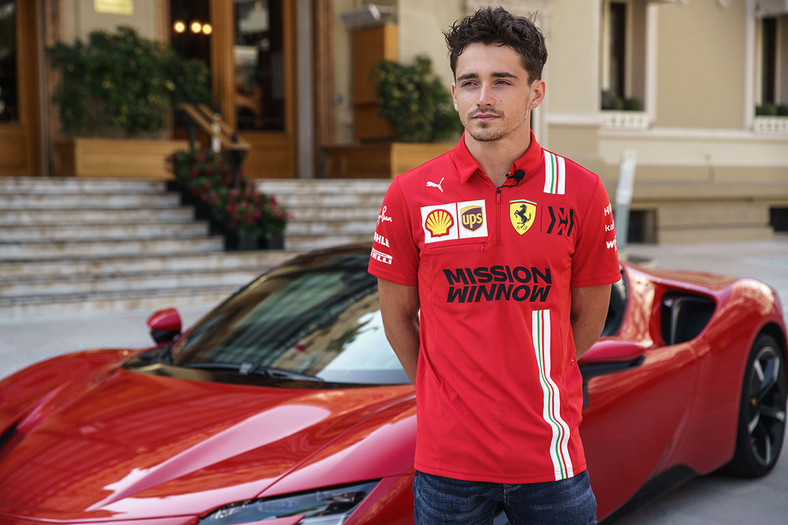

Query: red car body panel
left=0, top=261, right=784, bottom=524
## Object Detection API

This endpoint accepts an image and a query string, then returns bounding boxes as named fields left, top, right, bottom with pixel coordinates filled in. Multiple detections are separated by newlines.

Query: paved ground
left=1, top=237, right=786, bottom=523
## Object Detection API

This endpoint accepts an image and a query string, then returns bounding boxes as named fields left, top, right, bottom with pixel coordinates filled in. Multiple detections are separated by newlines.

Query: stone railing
left=753, top=116, right=788, bottom=135
left=601, top=111, right=650, bottom=131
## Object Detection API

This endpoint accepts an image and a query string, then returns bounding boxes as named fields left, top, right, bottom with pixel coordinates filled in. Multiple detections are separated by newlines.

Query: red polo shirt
left=368, top=132, right=620, bottom=483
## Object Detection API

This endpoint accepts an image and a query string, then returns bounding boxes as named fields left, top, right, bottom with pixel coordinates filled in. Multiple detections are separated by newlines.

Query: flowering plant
left=166, top=149, right=288, bottom=240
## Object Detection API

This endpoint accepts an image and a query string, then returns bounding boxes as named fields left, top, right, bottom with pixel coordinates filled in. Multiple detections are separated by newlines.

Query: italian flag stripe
left=543, top=151, right=566, bottom=195
left=532, top=309, right=574, bottom=480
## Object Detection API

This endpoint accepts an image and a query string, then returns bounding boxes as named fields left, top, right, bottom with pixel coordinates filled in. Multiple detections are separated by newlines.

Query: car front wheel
left=726, top=333, right=787, bottom=477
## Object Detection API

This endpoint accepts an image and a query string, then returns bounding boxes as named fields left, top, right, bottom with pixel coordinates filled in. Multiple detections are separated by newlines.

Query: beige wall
left=397, top=0, right=463, bottom=87
left=655, top=0, right=746, bottom=129
left=547, top=0, right=600, bottom=116
left=63, top=0, right=164, bottom=42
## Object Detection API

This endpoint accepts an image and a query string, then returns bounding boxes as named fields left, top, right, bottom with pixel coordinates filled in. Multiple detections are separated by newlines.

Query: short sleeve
left=368, top=177, right=419, bottom=286
left=571, top=178, right=621, bottom=287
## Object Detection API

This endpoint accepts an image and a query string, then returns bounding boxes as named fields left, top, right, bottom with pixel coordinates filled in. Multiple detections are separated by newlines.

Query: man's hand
left=570, top=283, right=612, bottom=358
left=377, top=278, right=420, bottom=384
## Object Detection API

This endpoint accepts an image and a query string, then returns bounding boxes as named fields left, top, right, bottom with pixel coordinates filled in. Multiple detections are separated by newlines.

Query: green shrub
left=373, top=55, right=462, bottom=142
left=49, top=26, right=211, bottom=137
left=756, top=103, right=778, bottom=116
left=624, top=97, right=643, bottom=111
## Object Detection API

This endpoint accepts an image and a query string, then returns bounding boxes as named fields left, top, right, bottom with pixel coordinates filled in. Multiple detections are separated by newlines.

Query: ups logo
left=461, top=206, right=484, bottom=232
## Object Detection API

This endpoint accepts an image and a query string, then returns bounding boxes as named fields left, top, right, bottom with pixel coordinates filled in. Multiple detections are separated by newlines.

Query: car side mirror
left=147, top=308, right=182, bottom=344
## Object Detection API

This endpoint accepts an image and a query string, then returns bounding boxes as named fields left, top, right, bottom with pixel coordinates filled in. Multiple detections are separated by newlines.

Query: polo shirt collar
left=451, top=130, right=544, bottom=184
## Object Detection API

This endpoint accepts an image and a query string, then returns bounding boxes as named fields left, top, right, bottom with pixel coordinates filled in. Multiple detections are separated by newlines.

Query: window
left=600, top=0, right=646, bottom=112
left=761, top=17, right=777, bottom=105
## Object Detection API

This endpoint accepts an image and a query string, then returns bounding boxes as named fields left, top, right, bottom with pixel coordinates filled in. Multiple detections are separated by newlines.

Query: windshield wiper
left=181, top=361, right=324, bottom=382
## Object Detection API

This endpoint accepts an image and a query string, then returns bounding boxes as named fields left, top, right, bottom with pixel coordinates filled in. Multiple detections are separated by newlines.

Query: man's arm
left=570, top=283, right=612, bottom=359
left=377, top=278, right=420, bottom=384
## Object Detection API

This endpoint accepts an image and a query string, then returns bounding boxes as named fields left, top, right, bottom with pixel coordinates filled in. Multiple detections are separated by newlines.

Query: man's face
left=451, top=43, right=545, bottom=144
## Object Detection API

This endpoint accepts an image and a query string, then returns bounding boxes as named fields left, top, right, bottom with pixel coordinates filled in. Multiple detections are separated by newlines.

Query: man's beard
left=463, top=108, right=529, bottom=142
left=468, top=125, right=508, bottom=142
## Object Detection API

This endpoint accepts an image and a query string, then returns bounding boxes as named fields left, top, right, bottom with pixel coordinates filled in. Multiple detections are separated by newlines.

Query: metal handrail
left=177, top=102, right=250, bottom=187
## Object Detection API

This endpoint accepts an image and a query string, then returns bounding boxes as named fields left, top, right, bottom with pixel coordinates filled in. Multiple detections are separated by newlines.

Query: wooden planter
left=55, top=137, right=188, bottom=179
left=324, top=142, right=456, bottom=179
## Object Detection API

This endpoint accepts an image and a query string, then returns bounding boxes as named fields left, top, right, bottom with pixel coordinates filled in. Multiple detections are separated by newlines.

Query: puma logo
left=427, top=178, right=445, bottom=192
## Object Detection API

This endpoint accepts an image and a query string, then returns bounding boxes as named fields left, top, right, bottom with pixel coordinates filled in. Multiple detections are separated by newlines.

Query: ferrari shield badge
left=510, top=199, right=537, bottom=235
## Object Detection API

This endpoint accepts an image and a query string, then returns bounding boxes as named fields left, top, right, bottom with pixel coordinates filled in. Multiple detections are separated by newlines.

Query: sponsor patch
left=371, top=247, right=393, bottom=264
left=377, top=205, right=393, bottom=225
left=425, top=208, right=455, bottom=237
left=374, top=232, right=390, bottom=247
left=544, top=206, right=574, bottom=236
left=510, top=199, right=537, bottom=235
left=460, top=205, right=484, bottom=232
left=421, top=200, right=487, bottom=243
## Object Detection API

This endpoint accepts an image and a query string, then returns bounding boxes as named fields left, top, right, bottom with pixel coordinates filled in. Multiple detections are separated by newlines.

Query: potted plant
left=325, top=55, right=462, bottom=179
left=167, top=149, right=289, bottom=250
left=49, top=26, right=212, bottom=178
left=373, top=55, right=462, bottom=143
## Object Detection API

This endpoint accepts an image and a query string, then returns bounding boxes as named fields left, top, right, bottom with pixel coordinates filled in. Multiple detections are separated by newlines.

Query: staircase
left=0, top=177, right=387, bottom=319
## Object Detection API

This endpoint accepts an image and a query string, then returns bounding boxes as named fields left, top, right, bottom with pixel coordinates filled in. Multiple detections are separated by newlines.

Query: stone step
left=657, top=226, right=775, bottom=244
left=0, top=222, right=209, bottom=242
left=0, top=237, right=225, bottom=260
left=0, top=192, right=181, bottom=209
left=0, top=268, right=265, bottom=298
left=0, top=207, right=196, bottom=225
left=656, top=202, right=770, bottom=228
left=632, top=183, right=788, bottom=202
left=0, top=286, right=239, bottom=319
left=0, top=251, right=296, bottom=281
left=273, top=193, right=386, bottom=208
left=289, top=206, right=380, bottom=221
left=257, top=179, right=391, bottom=194
left=285, top=219, right=375, bottom=236
left=285, top=233, right=373, bottom=252
left=0, top=177, right=167, bottom=194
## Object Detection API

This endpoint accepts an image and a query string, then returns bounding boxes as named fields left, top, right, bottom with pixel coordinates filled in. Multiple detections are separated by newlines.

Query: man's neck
left=464, top=130, right=531, bottom=187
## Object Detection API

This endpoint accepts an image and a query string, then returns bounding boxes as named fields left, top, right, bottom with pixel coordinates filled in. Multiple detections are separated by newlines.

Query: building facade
left=1, top=0, right=786, bottom=240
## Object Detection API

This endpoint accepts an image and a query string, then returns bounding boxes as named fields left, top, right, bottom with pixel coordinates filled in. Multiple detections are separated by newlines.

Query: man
left=367, top=7, right=620, bottom=524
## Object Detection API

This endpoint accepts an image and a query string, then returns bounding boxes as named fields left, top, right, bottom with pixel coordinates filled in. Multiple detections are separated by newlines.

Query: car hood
left=0, top=363, right=416, bottom=522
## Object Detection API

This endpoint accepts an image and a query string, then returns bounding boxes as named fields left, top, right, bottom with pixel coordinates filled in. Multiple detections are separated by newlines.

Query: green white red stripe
left=532, top=309, right=574, bottom=480
left=543, top=151, right=566, bottom=195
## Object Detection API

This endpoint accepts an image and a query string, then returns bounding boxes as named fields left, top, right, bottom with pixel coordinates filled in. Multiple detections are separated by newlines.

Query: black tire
left=725, top=333, right=787, bottom=477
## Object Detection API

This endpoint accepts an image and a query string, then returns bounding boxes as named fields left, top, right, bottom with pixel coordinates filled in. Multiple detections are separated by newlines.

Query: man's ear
left=529, top=79, right=546, bottom=109
left=451, top=82, right=459, bottom=112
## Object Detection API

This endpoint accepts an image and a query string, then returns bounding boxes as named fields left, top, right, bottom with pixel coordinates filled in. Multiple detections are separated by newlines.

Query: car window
left=171, top=253, right=408, bottom=385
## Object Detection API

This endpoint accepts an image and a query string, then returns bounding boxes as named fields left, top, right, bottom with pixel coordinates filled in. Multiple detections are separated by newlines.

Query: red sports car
left=0, top=245, right=785, bottom=524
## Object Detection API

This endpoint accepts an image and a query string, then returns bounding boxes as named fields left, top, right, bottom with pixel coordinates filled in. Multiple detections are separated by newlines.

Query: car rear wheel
left=725, top=333, right=787, bottom=477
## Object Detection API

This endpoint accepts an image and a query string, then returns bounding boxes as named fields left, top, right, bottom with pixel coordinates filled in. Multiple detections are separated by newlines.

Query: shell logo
left=425, top=209, right=454, bottom=237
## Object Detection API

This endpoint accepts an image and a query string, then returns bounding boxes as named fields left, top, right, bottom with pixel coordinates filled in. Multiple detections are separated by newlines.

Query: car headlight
left=200, top=480, right=379, bottom=524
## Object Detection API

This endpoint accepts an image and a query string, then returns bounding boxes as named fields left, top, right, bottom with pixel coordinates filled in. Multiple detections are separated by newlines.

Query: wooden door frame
left=0, top=0, right=42, bottom=176
left=209, top=0, right=297, bottom=178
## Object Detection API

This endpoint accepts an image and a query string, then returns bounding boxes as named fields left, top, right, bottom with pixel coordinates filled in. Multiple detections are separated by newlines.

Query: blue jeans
left=413, top=470, right=597, bottom=525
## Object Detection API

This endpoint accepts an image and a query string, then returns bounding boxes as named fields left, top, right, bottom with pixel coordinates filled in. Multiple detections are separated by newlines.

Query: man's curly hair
left=444, top=6, right=548, bottom=84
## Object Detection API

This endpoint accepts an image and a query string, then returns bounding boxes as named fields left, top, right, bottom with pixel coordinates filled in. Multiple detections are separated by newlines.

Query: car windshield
left=170, top=250, right=408, bottom=385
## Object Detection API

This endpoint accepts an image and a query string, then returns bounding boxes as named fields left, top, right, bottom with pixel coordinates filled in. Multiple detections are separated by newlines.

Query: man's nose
left=477, top=84, right=495, bottom=107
